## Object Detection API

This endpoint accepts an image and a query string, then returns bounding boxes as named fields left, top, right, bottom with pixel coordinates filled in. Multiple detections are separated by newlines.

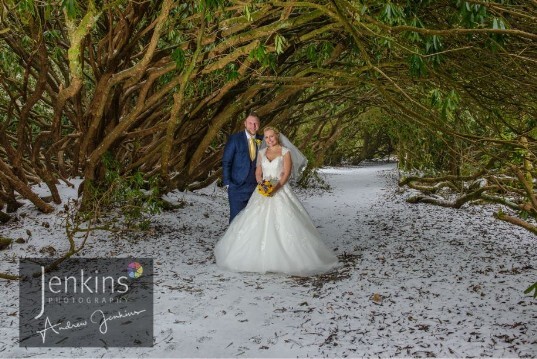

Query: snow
left=1, top=163, right=536, bottom=357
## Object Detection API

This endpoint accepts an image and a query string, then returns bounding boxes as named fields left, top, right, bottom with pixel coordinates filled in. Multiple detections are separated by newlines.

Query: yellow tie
left=248, top=137, right=256, bottom=161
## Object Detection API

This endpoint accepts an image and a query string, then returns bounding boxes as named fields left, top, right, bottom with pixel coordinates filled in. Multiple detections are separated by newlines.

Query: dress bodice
left=258, top=147, right=289, bottom=180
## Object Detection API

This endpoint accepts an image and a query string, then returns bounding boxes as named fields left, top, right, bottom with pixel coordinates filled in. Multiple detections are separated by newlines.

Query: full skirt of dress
left=215, top=184, right=339, bottom=276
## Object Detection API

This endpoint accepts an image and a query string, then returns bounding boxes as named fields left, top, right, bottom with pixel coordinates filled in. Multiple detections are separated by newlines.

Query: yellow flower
left=257, top=180, right=274, bottom=197
left=255, top=139, right=262, bottom=146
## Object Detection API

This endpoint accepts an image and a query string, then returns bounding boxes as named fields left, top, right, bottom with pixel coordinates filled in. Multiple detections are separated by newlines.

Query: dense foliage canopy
left=0, top=0, right=536, bottom=233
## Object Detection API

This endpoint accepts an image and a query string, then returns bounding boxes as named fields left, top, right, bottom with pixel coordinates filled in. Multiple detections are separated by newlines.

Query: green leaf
left=432, top=35, right=442, bottom=50
left=226, top=63, right=239, bottom=81
left=171, top=48, right=185, bottom=70
left=274, top=34, right=287, bottom=55
left=429, top=88, right=442, bottom=108
left=133, top=172, right=144, bottom=187
left=306, top=44, right=317, bottom=62
left=17, top=0, right=35, bottom=18
left=519, top=210, right=530, bottom=220
left=204, top=0, right=224, bottom=10
left=244, top=4, right=252, bottom=22
left=409, top=54, right=426, bottom=77
left=492, top=17, right=506, bottom=30
left=61, top=0, right=79, bottom=19
left=315, top=42, right=334, bottom=67
left=44, top=2, right=53, bottom=21
left=380, top=2, right=405, bottom=25
left=524, top=282, right=537, bottom=298
left=249, top=44, right=266, bottom=62
left=384, top=4, right=392, bottom=20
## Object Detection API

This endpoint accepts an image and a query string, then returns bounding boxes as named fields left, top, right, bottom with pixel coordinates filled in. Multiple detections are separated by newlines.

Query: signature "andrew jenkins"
left=36, top=308, right=147, bottom=344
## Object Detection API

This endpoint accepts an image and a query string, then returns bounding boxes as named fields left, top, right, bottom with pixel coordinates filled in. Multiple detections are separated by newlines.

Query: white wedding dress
left=215, top=147, right=339, bottom=276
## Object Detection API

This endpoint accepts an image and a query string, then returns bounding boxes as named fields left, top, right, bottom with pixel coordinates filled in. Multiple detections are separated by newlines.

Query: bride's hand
left=269, top=182, right=282, bottom=196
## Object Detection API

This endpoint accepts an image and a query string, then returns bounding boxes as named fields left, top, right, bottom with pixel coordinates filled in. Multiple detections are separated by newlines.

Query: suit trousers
left=228, top=182, right=257, bottom=223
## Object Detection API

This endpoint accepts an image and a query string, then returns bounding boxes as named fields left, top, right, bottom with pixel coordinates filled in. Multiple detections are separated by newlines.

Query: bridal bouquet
left=257, top=179, right=276, bottom=197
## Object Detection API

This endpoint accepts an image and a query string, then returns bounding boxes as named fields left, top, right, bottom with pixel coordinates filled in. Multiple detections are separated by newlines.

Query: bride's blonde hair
left=263, top=126, right=280, bottom=137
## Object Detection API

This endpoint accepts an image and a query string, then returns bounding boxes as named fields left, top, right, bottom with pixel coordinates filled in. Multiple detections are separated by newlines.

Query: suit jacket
left=222, top=131, right=263, bottom=187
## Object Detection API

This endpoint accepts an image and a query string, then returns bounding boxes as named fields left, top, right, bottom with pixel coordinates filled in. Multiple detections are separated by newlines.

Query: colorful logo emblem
left=128, top=262, right=143, bottom=279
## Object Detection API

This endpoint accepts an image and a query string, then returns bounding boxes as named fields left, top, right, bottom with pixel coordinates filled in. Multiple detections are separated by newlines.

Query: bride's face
left=264, top=130, right=279, bottom=147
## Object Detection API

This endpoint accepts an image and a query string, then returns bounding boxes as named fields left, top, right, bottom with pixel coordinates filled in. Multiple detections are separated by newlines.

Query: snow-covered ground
left=1, top=163, right=536, bottom=357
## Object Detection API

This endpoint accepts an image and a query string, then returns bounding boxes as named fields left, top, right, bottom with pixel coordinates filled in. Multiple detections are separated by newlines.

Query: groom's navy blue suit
left=223, top=131, right=263, bottom=222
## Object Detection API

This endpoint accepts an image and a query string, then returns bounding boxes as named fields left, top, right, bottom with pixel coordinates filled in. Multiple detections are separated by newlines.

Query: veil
left=280, top=134, right=308, bottom=182
left=260, top=133, right=308, bottom=182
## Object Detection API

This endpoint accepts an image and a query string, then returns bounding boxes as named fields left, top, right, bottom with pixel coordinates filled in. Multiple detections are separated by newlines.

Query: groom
left=222, top=112, right=263, bottom=223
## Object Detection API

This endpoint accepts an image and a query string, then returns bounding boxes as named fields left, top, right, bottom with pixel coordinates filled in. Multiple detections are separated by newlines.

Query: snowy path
left=1, top=163, right=536, bottom=357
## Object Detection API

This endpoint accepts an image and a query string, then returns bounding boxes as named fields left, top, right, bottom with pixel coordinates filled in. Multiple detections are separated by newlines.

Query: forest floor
left=0, top=162, right=536, bottom=358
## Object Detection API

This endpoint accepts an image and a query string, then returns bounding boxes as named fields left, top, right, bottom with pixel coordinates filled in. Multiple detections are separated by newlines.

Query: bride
left=214, top=126, right=339, bottom=276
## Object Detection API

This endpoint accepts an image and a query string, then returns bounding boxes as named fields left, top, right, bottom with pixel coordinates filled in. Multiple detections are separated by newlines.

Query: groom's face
left=244, top=115, right=260, bottom=136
